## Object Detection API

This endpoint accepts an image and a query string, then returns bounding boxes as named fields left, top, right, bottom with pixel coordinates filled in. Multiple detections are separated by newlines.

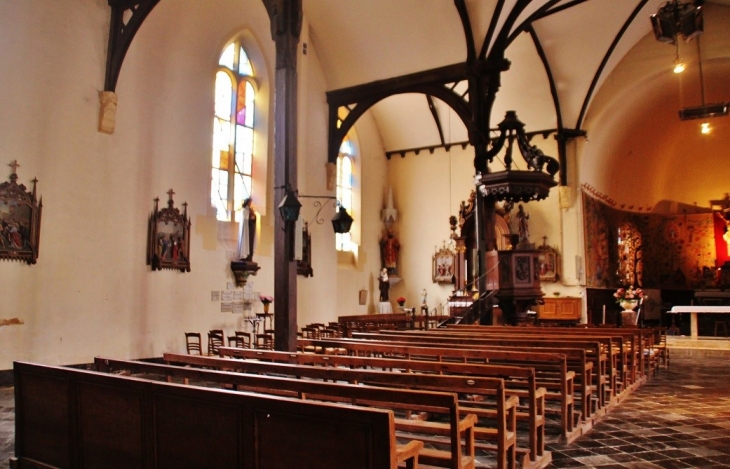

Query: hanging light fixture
left=278, top=185, right=302, bottom=223
left=331, top=205, right=354, bottom=234
left=673, top=41, right=685, bottom=73
left=678, top=37, right=729, bottom=122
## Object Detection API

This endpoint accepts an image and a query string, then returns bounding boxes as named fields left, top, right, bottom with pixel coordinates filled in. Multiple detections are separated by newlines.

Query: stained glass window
left=212, top=41, right=255, bottom=222
left=336, top=138, right=354, bottom=251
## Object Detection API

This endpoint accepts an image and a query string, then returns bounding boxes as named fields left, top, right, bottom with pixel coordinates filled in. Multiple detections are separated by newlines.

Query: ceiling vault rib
left=506, top=0, right=562, bottom=47
left=528, top=26, right=568, bottom=185
left=487, top=0, right=533, bottom=63
left=454, top=0, right=477, bottom=61
left=480, top=0, right=506, bottom=59
left=426, top=95, right=447, bottom=145
left=576, top=0, right=650, bottom=129
left=539, top=0, right=592, bottom=19
left=104, top=0, right=161, bottom=92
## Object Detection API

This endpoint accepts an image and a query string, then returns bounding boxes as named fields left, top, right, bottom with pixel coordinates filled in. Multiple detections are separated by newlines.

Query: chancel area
left=2, top=1, right=730, bottom=468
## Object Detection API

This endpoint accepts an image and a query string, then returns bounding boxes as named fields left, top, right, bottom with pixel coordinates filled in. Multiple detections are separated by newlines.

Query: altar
left=669, top=306, right=730, bottom=339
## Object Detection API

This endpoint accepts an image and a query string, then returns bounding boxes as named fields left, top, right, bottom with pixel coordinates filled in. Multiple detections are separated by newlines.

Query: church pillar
left=263, top=0, right=302, bottom=352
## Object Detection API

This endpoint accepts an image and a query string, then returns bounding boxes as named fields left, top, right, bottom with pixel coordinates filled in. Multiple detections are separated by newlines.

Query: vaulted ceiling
left=303, top=0, right=730, bottom=209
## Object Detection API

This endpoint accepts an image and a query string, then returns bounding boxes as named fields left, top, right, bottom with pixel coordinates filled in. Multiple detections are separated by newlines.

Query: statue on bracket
left=231, top=198, right=260, bottom=286
left=0, top=160, right=42, bottom=264
left=380, top=228, right=401, bottom=275
left=147, top=189, right=191, bottom=272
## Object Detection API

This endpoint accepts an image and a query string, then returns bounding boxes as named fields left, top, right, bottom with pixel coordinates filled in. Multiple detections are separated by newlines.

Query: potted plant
left=614, top=286, right=645, bottom=326
left=396, top=296, right=406, bottom=307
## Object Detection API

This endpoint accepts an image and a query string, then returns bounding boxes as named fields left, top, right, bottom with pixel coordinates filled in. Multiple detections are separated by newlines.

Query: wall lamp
left=278, top=185, right=353, bottom=234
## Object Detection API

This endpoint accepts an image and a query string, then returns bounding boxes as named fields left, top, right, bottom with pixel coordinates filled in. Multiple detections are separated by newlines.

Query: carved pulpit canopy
left=0, top=160, right=42, bottom=264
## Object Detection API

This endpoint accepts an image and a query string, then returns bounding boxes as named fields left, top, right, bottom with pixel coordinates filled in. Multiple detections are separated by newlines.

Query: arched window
left=336, top=138, right=354, bottom=251
left=212, top=41, right=256, bottom=222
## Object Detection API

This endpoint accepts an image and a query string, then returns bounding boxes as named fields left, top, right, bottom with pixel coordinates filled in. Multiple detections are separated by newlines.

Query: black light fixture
left=278, top=186, right=302, bottom=223
left=331, top=206, right=354, bottom=234
left=651, top=0, right=703, bottom=44
left=278, top=186, right=354, bottom=234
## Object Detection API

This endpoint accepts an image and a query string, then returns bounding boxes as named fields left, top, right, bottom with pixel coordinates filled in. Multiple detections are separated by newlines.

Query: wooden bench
left=406, top=327, right=622, bottom=406
left=155, top=353, right=513, bottom=469
left=296, top=337, right=580, bottom=442
left=98, top=356, right=481, bottom=469
left=12, top=361, right=422, bottom=469
left=354, top=332, right=601, bottom=420
left=217, top=346, right=548, bottom=466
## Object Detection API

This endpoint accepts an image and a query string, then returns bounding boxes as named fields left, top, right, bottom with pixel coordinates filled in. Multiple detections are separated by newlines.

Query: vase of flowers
left=614, top=286, right=644, bottom=326
left=397, top=296, right=406, bottom=307
left=260, top=295, right=274, bottom=313
left=613, top=286, right=644, bottom=311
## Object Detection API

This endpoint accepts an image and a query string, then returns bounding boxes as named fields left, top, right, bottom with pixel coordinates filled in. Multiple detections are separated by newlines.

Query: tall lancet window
left=336, top=138, right=354, bottom=251
left=212, top=41, right=256, bottom=222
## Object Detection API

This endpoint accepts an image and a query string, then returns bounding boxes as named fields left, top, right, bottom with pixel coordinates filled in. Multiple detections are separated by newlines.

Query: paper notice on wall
left=221, top=291, right=234, bottom=302
left=221, top=302, right=233, bottom=312
left=233, top=290, right=244, bottom=301
left=227, top=282, right=235, bottom=290
left=211, top=291, right=221, bottom=302
left=232, top=302, right=244, bottom=314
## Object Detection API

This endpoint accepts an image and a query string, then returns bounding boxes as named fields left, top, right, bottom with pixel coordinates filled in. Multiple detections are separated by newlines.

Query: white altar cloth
left=669, top=306, right=730, bottom=339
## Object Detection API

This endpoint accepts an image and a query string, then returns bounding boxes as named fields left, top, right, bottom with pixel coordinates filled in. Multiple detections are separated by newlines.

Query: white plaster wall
left=0, top=0, right=382, bottom=369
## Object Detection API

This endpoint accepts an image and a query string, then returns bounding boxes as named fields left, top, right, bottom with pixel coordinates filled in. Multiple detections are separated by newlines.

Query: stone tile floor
left=544, top=357, right=730, bottom=469
left=1, top=357, right=729, bottom=468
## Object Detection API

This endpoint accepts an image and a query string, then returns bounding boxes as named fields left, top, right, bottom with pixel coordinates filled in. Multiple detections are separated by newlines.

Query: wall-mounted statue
left=380, top=228, right=400, bottom=275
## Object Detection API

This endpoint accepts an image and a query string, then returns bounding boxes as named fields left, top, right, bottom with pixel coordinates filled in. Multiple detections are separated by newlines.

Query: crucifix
left=167, top=188, right=176, bottom=200
left=8, top=160, right=20, bottom=174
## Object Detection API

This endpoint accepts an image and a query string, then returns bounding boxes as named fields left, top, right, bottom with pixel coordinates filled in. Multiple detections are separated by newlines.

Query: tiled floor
left=1, top=357, right=729, bottom=468
left=545, top=357, right=730, bottom=468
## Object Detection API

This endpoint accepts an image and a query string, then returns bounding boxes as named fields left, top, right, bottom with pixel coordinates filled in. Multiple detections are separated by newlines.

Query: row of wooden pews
left=12, top=324, right=665, bottom=469
left=12, top=360, right=422, bottom=469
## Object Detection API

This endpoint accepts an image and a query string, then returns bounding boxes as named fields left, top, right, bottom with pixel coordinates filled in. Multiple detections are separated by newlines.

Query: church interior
left=2, top=0, right=730, bottom=468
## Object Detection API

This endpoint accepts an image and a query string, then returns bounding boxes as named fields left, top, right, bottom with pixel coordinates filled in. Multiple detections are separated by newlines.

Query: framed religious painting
left=432, top=246, right=455, bottom=284
left=0, top=161, right=42, bottom=265
left=147, top=189, right=191, bottom=272
left=538, top=243, right=559, bottom=282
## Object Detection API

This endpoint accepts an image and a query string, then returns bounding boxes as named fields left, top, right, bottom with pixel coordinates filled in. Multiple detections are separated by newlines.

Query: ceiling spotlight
left=651, top=1, right=703, bottom=44
left=673, top=61, right=686, bottom=73
left=701, top=122, right=711, bottom=134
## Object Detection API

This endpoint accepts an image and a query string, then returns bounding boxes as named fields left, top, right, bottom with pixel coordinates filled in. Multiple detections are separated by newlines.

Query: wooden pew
left=154, top=353, right=514, bottom=469
left=447, top=325, right=631, bottom=397
left=217, top=346, right=548, bottom=466
left=99, top=356, right=481, bottom=469
left=296, top=337, right=581, bottom=442
left=12, top=361, right=422, bottom=469
left=398, top=327, right=621, bottom=406
left=353, top=331, right=601, bottom=419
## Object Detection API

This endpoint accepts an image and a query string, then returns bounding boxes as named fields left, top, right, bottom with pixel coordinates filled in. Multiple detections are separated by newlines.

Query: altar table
left=669, top=306, right=730, bottom=339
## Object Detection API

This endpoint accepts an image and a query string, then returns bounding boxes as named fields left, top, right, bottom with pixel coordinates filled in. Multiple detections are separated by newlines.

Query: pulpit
left=495, top=250, right=543, bottom=325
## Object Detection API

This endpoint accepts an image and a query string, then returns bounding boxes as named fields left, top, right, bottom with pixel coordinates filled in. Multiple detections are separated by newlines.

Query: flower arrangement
left=259, top=295, right=274, bottom=305
left=613, top=286, right=644, bottom=304
left=396, top=296, right=406, bottom=305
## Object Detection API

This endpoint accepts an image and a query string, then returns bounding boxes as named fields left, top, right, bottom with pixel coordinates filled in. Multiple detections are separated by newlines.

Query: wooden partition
left=12, top=361, right=417, bottom=469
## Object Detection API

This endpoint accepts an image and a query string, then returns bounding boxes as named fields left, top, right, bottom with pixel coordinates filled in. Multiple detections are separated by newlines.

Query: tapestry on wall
left=582, top=192, right=715, bottom=290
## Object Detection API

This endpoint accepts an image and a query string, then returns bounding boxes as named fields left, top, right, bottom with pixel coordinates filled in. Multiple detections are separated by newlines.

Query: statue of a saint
left=237, top=198, right=257, bottom=261
left=378, top=268, right=390, bottom=302
left=516, top=204, right=530, bottom=243
left=380, top=229, right=401, bottom=274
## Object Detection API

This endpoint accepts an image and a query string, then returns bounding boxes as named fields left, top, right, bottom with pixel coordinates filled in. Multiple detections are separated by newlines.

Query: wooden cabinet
left=537, top=297, right=582, bottom=322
